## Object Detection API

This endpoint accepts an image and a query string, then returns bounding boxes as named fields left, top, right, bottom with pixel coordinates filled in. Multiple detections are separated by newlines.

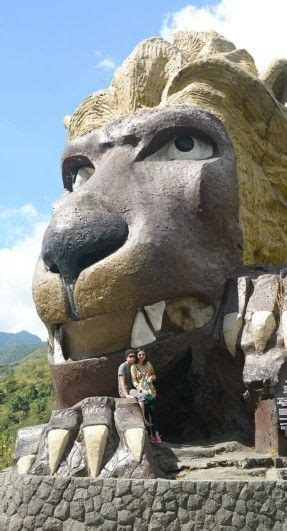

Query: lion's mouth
left=47, top=296, right=214, bottom=364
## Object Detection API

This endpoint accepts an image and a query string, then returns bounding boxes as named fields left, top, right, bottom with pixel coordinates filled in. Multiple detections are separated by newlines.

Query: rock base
left=1, top=470, right=286, bottom=530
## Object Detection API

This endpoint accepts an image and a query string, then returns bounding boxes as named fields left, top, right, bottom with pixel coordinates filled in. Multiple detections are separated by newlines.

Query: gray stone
left=196, top=482, right=210, bottom=496
left=152, top=497, right=165, bottom=512
left=73, top=488, right=88, bottom=501
left=131, top=480, right=144, bottom=497
left=214, top=508, right=232, bottom=526
left=100, top=502, right=117, bottom=521
left=165, top=499, right=178, bottom=511
left=222, top=493, right=236, bottom=511
left=232, top=512, right=246, bottom=528
left=63, top=519, right=85, bottom=530
left=70, top=501, right=84, bottom=521
left=9, top=514, right=23, bottom=531
left=177, top=507, right=190, bottom=524
left=236, top=499, right=247, bottom=515
left=246, top=511, right=258, bottom=529
left=43, top=516, right=62, bottom=529
left=54, top=499, right=70, bottom=520
left=48, top=488, right=62, bottom=505
left=6, top=502, right=17, bottom=517
left=27, top=497, right=44, bottom=516
left=260, top=498, right=276, bottom=516
left=117, top=510, right=135, bottom=526
left=101, top=486, right=115, bottom=503
left=115, top=480, right=131, bottom=497
left=63, top=483, right=76, bottom=502
left=187, top=494, right=202, bottom=510
left=86, top=511, right=103, bottom=527
left=42, top=502, right=55, bottom=518
left=17, top=504, right=28, bottom=519
left=84, top=498, right=94, bottom=514
left=0, top=514, right=8, bottom=530
left=203, top=499, right=219, bottom=515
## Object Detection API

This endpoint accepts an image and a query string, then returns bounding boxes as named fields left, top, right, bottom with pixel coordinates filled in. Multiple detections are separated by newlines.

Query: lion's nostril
left=77, top=244, right=123, bottom=273
left=49, top=263, right=60, bottom=275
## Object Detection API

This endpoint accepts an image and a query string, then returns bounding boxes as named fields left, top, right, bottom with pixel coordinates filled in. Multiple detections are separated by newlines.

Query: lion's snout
left=42, top=200, right=129, bottom=285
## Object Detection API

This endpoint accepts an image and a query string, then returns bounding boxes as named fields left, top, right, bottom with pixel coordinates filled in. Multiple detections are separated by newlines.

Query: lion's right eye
left=73, top=167, right=94, bottom=191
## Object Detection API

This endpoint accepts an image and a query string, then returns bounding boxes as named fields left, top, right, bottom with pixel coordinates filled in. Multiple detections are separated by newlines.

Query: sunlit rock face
left=16, top=31, right=287, bottom=477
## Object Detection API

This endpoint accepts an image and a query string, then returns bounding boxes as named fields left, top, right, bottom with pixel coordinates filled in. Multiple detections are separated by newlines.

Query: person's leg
left=145, top=402, right=153, bottom=437
left=149, top=401, right=161, bottom=441
left=129, top=390, right=150, bottom=426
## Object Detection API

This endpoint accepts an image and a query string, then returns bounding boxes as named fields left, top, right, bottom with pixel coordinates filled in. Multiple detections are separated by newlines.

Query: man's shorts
left=129, top=389, right=145, bottom=402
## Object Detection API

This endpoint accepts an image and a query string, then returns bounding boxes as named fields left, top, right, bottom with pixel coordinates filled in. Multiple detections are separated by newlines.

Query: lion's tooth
left=131, top=311, right=156, bottom=348
left=144, top=301, right=166, bottom=331
left=17, top=454, right=35, bottom=474
left=53, top=330, right=65, bottom=364
left=223, top=312, right=243, bottom=356
left=251, top=310, right=276, bottom=352
left=83, top=424, right=108, bottom=477
left=48, top=428, right=69, bottom=474
left=125, top=427, right=145, bottom=462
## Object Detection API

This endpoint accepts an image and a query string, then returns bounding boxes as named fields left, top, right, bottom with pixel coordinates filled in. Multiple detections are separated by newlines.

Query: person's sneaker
left=150, top=435, right=156, bottom=444
left=155, top=434, right=162, bottom=444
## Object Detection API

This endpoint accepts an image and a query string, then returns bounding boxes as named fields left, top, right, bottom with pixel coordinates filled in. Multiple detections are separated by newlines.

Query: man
left=118, top=349, right=147, bottom=424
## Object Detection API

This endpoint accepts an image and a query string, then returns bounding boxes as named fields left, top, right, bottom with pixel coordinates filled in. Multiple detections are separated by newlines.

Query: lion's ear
left=261, top=59, right=287, bottom=105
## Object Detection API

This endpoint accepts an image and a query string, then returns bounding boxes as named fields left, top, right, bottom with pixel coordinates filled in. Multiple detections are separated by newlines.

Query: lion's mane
left=66, top=31, right=287, bottom=265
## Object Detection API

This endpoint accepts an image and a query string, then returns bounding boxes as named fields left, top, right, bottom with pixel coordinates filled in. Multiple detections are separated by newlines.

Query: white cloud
left=93, top=49, right=116, bottom=71
left=0, top=206, right=48, bottom=340
left=161, top=0, right=287, bottom=72
left=96, top=57, right=116, bottom=71
left=20, top=203, right=38, bottom=217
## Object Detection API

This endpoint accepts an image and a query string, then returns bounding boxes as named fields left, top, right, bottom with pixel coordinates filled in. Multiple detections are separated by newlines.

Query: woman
left=131, top=349, right=162, bottom=443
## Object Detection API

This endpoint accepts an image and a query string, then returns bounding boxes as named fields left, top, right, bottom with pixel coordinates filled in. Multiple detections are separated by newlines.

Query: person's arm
left=131, top=365, right=141, bottom=390
left=118, top=375, right=130, bottom=397
left=147, top=362, right=156, bottom=382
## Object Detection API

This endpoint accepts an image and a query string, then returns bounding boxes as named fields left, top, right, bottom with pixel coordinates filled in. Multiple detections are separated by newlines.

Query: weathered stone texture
left=1, top=471, right=287, bottom=529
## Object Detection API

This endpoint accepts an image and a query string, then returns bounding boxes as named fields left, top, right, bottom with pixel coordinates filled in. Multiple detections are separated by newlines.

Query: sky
left=0, top=0, right=286, bottom=339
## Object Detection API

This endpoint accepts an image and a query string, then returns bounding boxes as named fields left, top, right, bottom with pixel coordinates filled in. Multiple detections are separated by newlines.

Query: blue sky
left=0, top=0, right=285, bottom=337
left=1, top=0, right=213, bottom=217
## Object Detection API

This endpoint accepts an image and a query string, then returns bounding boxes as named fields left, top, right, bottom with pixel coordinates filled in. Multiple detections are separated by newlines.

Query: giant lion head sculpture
left=32, top=31, right=287, bottom=440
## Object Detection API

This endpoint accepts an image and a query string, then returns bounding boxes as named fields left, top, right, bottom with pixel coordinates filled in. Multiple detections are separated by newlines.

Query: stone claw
left=222, top=270, right=286, bottom=389
left=125, top=427, right=146, bottom=462
left=13, top=396, right=154, bottom=478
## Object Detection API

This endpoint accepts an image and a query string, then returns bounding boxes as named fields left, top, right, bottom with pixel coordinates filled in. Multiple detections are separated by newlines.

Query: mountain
left=0, top=330, right=44, bottom=365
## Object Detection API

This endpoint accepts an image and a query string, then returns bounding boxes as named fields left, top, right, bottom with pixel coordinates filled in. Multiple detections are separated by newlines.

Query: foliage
left=0, top=346, right=55, bottom=469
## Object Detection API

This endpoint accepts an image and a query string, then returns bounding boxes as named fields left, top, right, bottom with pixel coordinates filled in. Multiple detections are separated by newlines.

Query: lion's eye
left=148, top=134, right=214, bottom=161
left=73, top=167, right=94, bottom=191
left=168, top=135, right=213, bottom=160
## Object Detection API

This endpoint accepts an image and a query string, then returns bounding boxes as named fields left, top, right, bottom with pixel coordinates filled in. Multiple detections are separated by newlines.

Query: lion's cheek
left=73, top=253, right=142, bottom=318
left=32, top=258, right=69, bottom=324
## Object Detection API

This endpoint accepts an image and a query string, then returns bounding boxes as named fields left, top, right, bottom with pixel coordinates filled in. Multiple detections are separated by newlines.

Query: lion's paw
left=222, top=272, right=287, bottom=390
left=14, top=397, right=155, bottom=478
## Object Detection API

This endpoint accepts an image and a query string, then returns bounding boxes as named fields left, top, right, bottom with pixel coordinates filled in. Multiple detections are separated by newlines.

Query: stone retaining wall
left=0, top=471, right=286, bottom=530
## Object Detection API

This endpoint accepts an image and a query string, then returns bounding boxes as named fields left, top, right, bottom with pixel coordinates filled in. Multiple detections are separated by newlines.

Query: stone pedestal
left=1, top=470, right=286, bottom=529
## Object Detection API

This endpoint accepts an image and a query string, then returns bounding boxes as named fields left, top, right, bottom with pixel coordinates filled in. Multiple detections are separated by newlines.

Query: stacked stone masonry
left=0, top=471, right=286, bottom=530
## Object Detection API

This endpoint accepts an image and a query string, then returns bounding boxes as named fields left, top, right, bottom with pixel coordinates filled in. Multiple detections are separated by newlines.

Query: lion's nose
left=42, top=204, right=128, bottom=285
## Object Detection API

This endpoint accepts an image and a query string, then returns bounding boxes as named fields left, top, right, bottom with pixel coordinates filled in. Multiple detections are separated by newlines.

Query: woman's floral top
left=131, top=361, right=156, bottom=398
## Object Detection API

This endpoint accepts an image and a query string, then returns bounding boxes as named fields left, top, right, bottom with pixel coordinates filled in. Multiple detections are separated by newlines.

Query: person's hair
left=124, top=348, right=136, bottom=361
left=137, top=349, right=148, bottom=365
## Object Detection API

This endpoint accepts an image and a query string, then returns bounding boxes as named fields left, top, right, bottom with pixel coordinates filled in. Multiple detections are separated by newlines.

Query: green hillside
left=0, top=330, right=43, bottom=365
left=0, top=346, right=55, bottom=470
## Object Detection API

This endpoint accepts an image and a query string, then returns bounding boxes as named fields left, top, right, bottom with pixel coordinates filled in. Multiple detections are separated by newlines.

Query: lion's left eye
left=73, top=167, right=94, bottom=191
left=149, top=135, right=214, bottom=161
